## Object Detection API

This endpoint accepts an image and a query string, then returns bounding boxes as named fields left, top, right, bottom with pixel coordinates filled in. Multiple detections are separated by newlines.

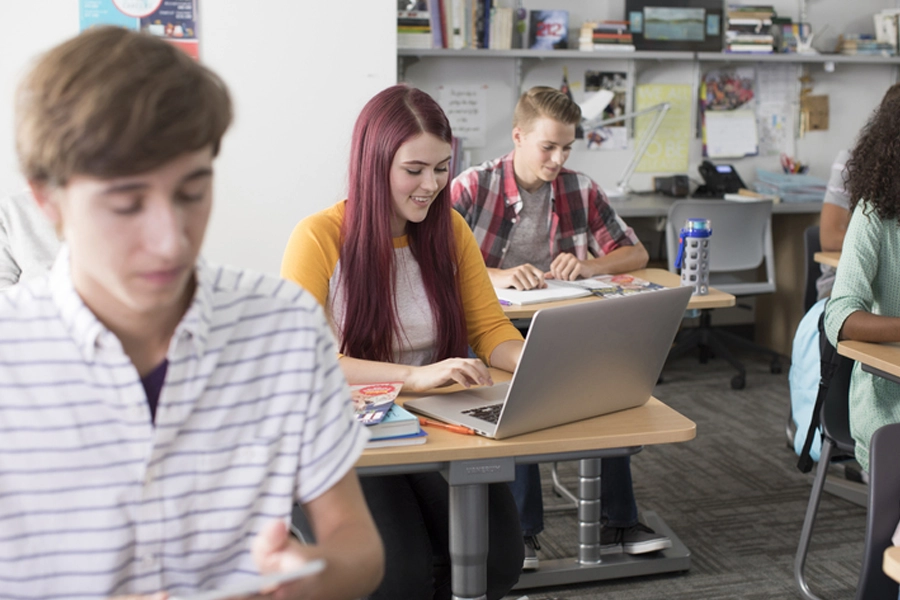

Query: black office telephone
left=695, top=160, right=747, bottom=198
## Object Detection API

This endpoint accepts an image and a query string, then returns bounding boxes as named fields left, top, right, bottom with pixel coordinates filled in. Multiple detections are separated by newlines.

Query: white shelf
left=398, top=47, right=900, bottom=65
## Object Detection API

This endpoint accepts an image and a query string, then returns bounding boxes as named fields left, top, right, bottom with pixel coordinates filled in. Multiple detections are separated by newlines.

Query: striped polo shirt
left=0, top=247, right=368, bottom=599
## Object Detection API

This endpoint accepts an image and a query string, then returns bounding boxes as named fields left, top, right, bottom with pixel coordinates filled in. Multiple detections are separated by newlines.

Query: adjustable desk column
left=356, top=376, right=697, bottom=599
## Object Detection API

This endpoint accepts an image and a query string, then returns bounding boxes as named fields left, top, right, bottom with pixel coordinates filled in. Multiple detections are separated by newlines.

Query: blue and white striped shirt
left=0, top=248, right=368, bottom=599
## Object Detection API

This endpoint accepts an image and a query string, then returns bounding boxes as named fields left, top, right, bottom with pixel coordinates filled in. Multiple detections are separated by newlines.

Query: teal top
left=824, top=200, right=900, bottom=472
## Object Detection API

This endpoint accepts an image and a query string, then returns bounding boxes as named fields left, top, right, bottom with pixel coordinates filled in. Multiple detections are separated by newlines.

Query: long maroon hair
left=339, top=84, right=467, bottom=363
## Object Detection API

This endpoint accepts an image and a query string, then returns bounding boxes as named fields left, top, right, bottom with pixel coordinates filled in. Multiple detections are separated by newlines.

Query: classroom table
left=813, top=251, right=841, bottom=268
left=884, top=546, right=900, bottom=583
left=357, top=370, right=697, bottom=598
left=838, top=340, right=900, bottom=386
left=500, top=267, right=735, bottom=321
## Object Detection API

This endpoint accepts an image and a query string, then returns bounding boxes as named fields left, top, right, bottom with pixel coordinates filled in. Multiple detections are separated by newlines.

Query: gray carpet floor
left=504, top=352, right=867, bottom=600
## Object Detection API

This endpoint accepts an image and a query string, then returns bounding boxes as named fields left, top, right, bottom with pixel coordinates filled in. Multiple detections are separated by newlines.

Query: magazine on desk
left=351, top=382, right=403, bottom=425
left=495, top=274, right=664, bottom=305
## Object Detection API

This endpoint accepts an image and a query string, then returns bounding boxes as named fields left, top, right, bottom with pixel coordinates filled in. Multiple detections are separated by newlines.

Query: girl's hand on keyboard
left=404, top=358, right=493, bottom=392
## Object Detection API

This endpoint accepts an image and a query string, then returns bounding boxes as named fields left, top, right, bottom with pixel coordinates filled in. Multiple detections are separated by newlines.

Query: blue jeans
left=509, top=456, right=639, bottom=536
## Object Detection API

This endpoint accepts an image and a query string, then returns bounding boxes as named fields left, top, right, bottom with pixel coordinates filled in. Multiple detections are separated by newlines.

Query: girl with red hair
left=282, top=84, right=524, bottom=599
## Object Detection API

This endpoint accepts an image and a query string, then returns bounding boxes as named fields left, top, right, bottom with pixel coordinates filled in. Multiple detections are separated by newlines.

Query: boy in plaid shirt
left=452, top=86, right=668, bottom=570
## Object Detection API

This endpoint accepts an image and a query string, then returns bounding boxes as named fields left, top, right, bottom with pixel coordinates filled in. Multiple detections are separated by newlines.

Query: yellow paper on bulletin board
left=634, top=84, right=692, bottom=173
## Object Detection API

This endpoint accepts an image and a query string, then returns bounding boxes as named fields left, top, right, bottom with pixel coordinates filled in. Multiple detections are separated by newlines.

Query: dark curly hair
left=845, top=83, right=900, bottom=220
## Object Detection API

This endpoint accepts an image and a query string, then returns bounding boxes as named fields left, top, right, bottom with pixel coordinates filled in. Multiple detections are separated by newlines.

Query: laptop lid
left=405, top=285, right=693, bottom=439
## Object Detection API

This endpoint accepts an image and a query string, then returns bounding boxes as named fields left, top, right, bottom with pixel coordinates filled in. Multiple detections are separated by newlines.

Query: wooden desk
left=814, top=251, right=841, bottom=268
left=358, top=370, right=697, bottom=598
left=500, top=268, right=735, bottom=321
left=884, top=546, right=900, bottom=583
left=838, top=340, right=900, bottom=386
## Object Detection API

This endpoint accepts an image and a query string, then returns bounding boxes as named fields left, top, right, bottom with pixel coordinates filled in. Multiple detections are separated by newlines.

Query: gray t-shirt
left=0, top=191, right=61, bottom=291
left=502, top=182, right=553, bottom=272
left=816, top=149, right=851, bottom=300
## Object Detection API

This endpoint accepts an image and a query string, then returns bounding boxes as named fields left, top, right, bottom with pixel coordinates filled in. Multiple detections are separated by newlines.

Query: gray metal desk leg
left=449, top=483, right=489, bottom=600
left=578, top=458, right=603, bottom=564
left=446, top=457, right=516, bottom=600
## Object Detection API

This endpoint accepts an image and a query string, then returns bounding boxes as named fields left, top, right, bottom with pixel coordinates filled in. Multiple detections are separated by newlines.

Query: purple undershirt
left=140, top=360, right=169, bottom=424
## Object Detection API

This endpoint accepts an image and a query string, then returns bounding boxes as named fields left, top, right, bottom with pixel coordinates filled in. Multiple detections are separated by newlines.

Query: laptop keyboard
left=462, top=403, right=503, bottom=424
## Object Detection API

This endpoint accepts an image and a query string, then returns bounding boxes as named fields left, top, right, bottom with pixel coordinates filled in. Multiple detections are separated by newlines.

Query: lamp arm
left=582, top=102, right=671, bottom=196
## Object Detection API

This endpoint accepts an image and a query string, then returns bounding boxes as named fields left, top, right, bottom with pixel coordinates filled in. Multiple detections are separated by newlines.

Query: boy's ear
left=28, top=181, right=63, bottom=230
left=512, top=126, right=524, bottom=147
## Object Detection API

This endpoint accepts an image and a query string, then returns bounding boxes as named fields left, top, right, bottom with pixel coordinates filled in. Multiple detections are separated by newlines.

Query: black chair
left=803, top=225, right=822, bottom=313
left=856, top=422, right=900, bottom=600
left=794, top=354, right=857, bottom=600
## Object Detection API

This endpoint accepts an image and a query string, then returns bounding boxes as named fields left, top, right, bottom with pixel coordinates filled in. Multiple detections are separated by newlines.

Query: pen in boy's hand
left=418, top=417, right=476, bottom=435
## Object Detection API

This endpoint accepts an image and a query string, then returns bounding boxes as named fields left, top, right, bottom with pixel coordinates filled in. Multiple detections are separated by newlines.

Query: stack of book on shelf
left=398, top=7, right=434, bottom=49
left=351, top=382, right=427, bottom=448
left=835, top=34, right=896, bottom=56
left=726, top=4, right=775, bottom=53
left=578, top=21, right=635, bottom=52
left=400, top=0, right=522, bottom=50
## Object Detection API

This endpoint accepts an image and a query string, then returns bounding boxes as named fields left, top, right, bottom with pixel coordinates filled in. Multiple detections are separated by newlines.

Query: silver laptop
left=404, top=285, right=693, bottom=439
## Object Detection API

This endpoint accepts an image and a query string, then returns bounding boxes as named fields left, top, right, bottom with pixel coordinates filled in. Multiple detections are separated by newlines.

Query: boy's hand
left=491, top=264, right=546, bottom=290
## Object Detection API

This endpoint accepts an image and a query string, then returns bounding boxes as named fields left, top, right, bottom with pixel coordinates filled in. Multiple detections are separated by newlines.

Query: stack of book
left=351, top=382, right=427, bottom=448
left=578, top=21, right=635, bottom=52
left=398, top=8, right=433, bottom=49
left=725, top=4, right=775, bottom=53
left=835, top=34, right=896, bottom=56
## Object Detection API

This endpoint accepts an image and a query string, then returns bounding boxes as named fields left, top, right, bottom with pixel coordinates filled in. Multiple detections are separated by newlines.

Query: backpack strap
left=797, top=304, right=843, bottom=473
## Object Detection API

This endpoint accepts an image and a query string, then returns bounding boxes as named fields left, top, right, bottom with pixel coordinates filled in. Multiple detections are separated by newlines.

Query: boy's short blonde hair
left=513, top=86, right=582, bottom=131
left=16, top=26, right=233, bottom=186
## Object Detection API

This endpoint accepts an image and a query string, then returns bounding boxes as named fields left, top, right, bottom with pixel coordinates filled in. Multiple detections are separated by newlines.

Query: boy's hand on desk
left=547, top=253, right=588, bottom=281
left=404, top=358, right=493, bottom=392
left=492, top=264, right=546, bottom=290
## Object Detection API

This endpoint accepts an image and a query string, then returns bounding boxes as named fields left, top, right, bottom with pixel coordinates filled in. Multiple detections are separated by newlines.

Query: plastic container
left=675, top=218, right=712, bottom=295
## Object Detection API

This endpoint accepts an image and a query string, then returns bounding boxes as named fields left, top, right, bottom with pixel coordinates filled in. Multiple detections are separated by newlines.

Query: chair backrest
left=856, top=422, right=900, bottom=600
left=665, top=199, right=775, bottom=296
left=803, top=225, right=822, bottom=313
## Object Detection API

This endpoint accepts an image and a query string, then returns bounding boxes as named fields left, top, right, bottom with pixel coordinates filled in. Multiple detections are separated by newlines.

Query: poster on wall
left=584, top=70, right=628, bottom=151
left=79, top=0, right=200, bottom=59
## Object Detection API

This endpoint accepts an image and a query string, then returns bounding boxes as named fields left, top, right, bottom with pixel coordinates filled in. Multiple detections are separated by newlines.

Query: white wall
left=0, top=1, right=397, bottom=274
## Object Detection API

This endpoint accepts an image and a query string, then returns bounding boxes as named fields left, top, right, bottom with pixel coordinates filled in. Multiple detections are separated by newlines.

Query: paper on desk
left=704, top=109, right=759, bottom=158
left=494, top=282, right=591, bottom=305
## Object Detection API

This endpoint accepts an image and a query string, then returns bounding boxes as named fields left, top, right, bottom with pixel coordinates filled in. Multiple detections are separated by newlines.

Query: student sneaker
left=523, top=535, right=540, bottom=571
left=600, top=523, right=672, bottom=555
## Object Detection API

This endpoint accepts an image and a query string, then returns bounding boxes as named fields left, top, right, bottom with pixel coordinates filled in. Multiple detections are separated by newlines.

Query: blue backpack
left=789, top=298, right=827, bottom=462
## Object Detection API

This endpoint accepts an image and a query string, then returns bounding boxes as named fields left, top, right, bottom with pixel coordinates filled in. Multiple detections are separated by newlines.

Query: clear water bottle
left=675, top=218, right=712, bottom=296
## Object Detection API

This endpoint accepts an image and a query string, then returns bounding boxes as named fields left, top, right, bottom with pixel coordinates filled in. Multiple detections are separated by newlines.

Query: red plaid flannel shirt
left=451, top=151, right=638, bottom=268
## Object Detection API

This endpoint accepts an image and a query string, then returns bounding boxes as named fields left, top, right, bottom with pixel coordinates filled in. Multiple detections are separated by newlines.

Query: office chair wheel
left=770, top=358, right=783, bottom=374
left=730, top=374, right=746, bottom=390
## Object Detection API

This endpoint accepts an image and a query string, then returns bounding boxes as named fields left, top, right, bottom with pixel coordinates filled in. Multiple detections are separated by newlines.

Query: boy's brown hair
left=513, top=86, right=582, bottom=131
left=16, top=26, right=233, bottom=186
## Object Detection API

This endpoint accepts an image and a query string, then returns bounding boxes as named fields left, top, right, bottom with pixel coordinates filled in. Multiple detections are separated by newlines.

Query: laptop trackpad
left=404, top=382, right=511, bottom=434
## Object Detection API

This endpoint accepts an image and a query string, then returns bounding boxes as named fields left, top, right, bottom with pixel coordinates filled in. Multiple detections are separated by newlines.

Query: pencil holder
left=675, top=218, right=711, bottom=296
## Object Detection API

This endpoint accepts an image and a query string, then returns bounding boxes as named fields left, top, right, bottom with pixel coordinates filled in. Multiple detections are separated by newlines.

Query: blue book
left=528, top=10, right=568, bottom=50
left=366, top=428, right=428, bottom=449
left=367, top=404, right=421, bottom=440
